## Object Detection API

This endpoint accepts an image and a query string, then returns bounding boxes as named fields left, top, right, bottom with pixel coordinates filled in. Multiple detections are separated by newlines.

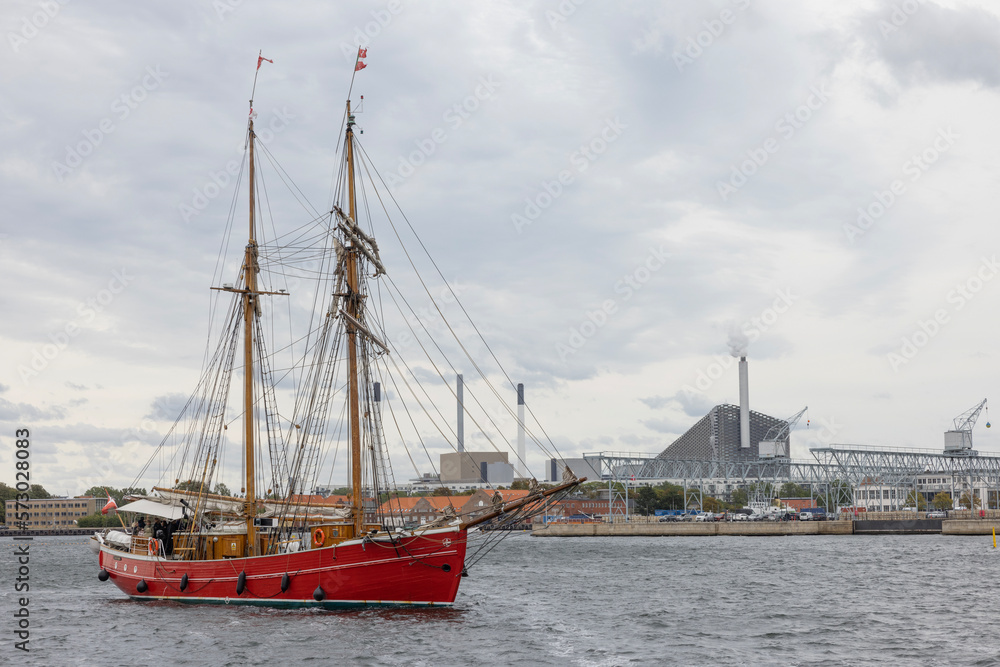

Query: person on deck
left=164, top=518, right=180, bottom=555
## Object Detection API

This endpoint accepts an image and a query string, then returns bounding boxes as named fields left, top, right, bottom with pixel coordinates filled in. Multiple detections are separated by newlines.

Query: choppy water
left=3, top=533, right=1000, bottom=666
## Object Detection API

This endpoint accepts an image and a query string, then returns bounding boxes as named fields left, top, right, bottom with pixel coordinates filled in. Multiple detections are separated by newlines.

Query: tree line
left=629, top=481, right=856, bottom=515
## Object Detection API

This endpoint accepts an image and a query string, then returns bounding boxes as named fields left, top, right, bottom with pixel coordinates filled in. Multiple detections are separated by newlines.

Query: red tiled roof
left=378, top=495, right=473, bottom=514
left=424, top=495, right=472, bottom=509
left=289, top=494, right=350, bottom=506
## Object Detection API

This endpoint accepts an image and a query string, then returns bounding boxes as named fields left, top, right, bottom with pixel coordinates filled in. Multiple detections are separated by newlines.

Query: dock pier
left=532, top=515, right=1000, bottom=537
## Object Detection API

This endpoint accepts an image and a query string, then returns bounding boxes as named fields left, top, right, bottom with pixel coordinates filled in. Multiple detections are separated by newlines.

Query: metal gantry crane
left=758, top=406, right=808, bottom=460
left=944, top=399, right=988, bottom=457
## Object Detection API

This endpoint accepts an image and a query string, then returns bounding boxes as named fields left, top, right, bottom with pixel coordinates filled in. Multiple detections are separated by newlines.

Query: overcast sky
left=4, top=0, right=1000, bottom=496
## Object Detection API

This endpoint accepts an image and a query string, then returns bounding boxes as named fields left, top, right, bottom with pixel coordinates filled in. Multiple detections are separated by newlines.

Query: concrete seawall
left=533, top=519, right=1000, bottom=537
left=532, top=521, right=853, bottom=537
left=941, top=520, right=1000, bottom=535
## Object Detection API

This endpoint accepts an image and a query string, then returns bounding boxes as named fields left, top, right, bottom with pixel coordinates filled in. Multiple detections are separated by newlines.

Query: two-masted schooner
left=91, top=52, right=581, bottom=608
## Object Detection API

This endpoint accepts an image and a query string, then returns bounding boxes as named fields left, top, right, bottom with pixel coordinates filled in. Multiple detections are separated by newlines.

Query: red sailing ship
left=91, top=51, right=580, bottom=608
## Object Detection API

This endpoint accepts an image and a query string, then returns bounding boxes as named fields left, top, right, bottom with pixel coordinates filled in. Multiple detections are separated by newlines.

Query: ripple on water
left=4, top=534, right=1000, bottom=665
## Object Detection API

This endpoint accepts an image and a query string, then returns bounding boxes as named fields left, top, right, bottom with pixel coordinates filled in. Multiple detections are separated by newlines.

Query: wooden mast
left=243, top=116, right=259, bottom=555
left=344, top=101, right=365, bottom=537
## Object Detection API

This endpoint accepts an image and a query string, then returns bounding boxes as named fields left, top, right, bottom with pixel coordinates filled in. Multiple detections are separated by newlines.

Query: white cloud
left=4, top=1, right=1000, bottom=493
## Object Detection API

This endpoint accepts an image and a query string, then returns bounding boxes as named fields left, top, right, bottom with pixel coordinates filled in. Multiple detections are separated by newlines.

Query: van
left=800, top=512, right=813, bottom=521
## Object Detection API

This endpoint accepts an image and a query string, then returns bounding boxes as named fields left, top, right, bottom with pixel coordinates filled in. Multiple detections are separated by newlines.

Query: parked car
left=926, top=510, right=947, bottom=519
left=800, top=512, right=813, bottom=521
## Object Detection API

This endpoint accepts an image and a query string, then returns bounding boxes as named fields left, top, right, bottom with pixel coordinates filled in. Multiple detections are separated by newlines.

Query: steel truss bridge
left=583, top=445, right=1000, bottom=518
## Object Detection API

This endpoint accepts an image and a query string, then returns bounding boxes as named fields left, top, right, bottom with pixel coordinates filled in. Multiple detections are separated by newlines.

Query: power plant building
left=546, top=457, right=604, bottom=483
left=657, top=404, right=788, bottom=462
left=440, top=451, right=511, bottom=483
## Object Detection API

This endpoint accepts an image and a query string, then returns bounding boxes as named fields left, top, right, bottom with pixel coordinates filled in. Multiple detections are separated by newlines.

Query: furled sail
left=143, top=487, right=351, bottom=519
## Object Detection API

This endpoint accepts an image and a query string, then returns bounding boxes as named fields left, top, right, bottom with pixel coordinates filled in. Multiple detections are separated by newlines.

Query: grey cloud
left=865, top=3, right=1000, bottom=88
left=642, top=417, right=690, bottom=435
left=0, top=398, right=67, bottom=422
left=672, top=390, right=715, bottom=418
left=145, top=393, right=190, bottom=421
left=640, top=395, right=671, bottom=409
left=5, top=1, right=1000, bottom=492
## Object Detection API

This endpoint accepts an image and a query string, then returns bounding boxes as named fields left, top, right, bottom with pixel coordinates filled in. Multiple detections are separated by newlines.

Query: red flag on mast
left=355, top=61, right=367, bottom=72
left=101, top=490, right=118, bottom=515
left=358, top=47, right=367, bottom=58
left=356, top=47, right=367, bottom=71
left=257, top=55, right=273, bottom=70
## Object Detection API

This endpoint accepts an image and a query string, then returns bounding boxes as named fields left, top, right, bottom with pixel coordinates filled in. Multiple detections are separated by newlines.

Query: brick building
left=5, top=496, right=101, bottom=529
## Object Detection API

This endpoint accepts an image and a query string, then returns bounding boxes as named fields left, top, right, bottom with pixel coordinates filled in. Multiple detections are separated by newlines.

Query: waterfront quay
left=532, top=511, right=1000, bottom=537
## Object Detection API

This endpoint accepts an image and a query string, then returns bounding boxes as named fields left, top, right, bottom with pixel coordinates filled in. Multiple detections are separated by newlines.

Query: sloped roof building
left=657, top=404, right=787, bottom=462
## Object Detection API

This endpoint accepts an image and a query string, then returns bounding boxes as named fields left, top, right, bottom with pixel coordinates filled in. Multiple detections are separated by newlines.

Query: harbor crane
left=758, top=406, right=808, bottom=460
left=944, top=399, right=988, bottom=457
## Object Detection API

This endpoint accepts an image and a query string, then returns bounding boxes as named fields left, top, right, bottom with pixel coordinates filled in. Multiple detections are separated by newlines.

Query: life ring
left=312, top=528, right=325, bottom=548
left=147, top=538, right=159, bottom=556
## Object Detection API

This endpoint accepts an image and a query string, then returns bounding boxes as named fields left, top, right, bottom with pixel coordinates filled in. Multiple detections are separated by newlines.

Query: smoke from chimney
left=727, top=327, right=749, bottom=358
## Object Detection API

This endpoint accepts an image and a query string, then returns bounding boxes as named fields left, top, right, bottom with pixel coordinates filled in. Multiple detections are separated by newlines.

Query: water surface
left=2, top=533, right=999, bottom=665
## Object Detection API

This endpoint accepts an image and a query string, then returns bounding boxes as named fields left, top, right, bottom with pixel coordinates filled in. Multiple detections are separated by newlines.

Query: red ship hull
left=97, top=528, right=467, bottom=608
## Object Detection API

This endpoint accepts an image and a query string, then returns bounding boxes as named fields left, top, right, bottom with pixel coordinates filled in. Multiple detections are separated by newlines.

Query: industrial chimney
left=739, top=356, right=750, bottom=449
left=517, top=383, right=526, bottom=478
left=457, top=374, right=464, bottom=453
